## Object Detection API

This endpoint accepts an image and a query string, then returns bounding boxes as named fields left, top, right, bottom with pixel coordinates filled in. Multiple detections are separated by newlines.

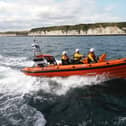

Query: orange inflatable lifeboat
left=21, top=54, right=126, bottom=79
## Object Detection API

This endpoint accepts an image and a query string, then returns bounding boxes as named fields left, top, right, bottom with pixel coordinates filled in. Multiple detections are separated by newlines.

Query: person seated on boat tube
left=87, top=48, right=97, bottom=63
left=73, top=48, right=84, bottom=64
left=61, top=51, right=70, bottom=65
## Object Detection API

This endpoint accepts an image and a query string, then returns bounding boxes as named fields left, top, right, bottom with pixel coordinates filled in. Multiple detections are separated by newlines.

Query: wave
left=0, top=56, right=107, bottom=126
left=2, top=54, right=126, bottom=125
left=30, top=75, right=107, bottom=96
left=0, top=94, right=46, bottom=126
left=0, top=54, right=108, bottom=95
left=0, top=63, right=46, bottom=126
left=27, top=78, right=126, bottom=126
left=0, top=54, right=33, bottom=68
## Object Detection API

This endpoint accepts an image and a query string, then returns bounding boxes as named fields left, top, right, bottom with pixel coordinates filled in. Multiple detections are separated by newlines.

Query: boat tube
left=22, top=54, right=126, bottom=79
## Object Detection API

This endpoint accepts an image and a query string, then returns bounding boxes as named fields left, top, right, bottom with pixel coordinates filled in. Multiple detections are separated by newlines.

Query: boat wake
left=0, top=54, right=108, bottom=94
left=0, top=55, right=47, bottom=126
left=1, top=54, right=126, bottom=126
left=0, top=54, right=33, bottom=68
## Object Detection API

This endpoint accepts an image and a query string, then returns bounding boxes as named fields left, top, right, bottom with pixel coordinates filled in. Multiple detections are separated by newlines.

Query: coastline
left=0, top=22, right=126, bottom=37
left=0, top=34, right=126, bottom=37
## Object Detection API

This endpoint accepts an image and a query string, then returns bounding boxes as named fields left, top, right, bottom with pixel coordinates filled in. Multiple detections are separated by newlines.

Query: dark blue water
left=0, top=36, right=126, bottom=126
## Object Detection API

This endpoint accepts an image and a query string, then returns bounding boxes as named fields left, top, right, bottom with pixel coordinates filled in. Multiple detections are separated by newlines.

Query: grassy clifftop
left=30, top=22, right=126, bottom=32
left=0, top=22, right=126, bottom=36
left=0, top=31, right=28, bottom=36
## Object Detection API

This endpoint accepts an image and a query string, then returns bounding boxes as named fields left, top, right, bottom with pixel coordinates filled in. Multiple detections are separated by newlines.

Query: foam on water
left=30, top=75, right=106, bottom=96
left=0, top=54, right=108, bottom=96
left=0, top=55, right=47, bottom=126
left=0, top=54, right=33, bottom=67
left=0, top=66, right=106, bottom=96
left=0, top=66, right=35, bottom=95
left=0, top=95, right=46, bottom=126
left=1, top=36, right=125, bottom=125
left=0, top=54, right=108, bottom=126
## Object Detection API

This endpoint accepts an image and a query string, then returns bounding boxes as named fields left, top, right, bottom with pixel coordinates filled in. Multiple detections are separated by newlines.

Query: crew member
left=87, top=48, right=97, bottom=63
left=32, top=40, right=41, bottom=56
left=73, top=49, right=84, bottom=64
left=61, top=51, right=70, bottom=65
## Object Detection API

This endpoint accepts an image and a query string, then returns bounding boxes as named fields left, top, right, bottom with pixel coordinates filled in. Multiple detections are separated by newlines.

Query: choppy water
left=0, top=36, right=126, bottom=126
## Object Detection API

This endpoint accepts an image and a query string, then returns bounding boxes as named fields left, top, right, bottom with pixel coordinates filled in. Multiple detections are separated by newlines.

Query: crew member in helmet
left=73, top=48, right=84, bottom=64
left=61, top=51, right=70, bottom=65
left=87, top=48, right=97, bottom=63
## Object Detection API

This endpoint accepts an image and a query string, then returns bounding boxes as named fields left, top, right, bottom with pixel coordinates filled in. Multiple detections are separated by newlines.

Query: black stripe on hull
left=23, top=62, right=126, bottom=74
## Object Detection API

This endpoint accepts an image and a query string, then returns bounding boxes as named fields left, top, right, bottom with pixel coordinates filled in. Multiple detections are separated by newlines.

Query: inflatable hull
left=22, top=58, right=126, bottom=78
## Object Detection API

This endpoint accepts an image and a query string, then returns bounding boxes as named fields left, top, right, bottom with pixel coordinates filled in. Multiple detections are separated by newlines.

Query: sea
left=0, top=36, right=126, bottom=126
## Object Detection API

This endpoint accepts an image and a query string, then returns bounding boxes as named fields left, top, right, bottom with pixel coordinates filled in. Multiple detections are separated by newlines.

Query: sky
left=0, top=0, right=126, bottom=31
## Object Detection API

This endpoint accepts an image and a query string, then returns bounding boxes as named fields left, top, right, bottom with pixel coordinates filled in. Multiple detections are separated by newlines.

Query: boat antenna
left=32, top=38, right=42, bottom=56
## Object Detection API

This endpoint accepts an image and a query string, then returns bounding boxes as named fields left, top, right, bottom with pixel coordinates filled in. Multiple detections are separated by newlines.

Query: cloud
left=0, top=0, right=125, bottom=31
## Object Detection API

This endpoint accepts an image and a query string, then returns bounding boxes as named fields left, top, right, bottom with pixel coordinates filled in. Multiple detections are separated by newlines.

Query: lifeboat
left=21, top=54, right=126, bottom=79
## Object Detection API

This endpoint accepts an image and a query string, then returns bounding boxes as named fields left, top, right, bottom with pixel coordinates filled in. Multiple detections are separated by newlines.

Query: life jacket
left=73, top=52, right=83, bottom=61
left=61, top=55, right=69, bottom=61
left=87, top=52, right=97, bottom=62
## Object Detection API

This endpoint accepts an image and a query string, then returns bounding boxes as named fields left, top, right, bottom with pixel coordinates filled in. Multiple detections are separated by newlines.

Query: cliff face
left=28, top=26, right=126, bottom=36
left=0, top=22, right=126, bottom=36
left=87, top=26, right=125, bottom=35
left=28, top=25, right=126, bottom=36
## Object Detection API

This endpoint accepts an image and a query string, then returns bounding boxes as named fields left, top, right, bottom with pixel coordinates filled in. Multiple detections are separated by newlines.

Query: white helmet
left=75, top=48, right=80, bottom=52
left=90, top=48, right=95, bottom=52
left=62, top=51, right=67, bottom=55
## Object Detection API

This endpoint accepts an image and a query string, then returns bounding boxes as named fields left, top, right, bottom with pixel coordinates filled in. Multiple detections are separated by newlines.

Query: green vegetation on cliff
left=30, top=22, right=126, bottom=33
left=0, top=31, right=28, bottom=36
left=0, top=22, right=126, bottom=36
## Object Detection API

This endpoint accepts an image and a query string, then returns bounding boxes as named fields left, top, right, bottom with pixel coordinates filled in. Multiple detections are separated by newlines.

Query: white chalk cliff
left=0, top=22, right=126, bottom=36
left=28, top=26, right=126, bottom=36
